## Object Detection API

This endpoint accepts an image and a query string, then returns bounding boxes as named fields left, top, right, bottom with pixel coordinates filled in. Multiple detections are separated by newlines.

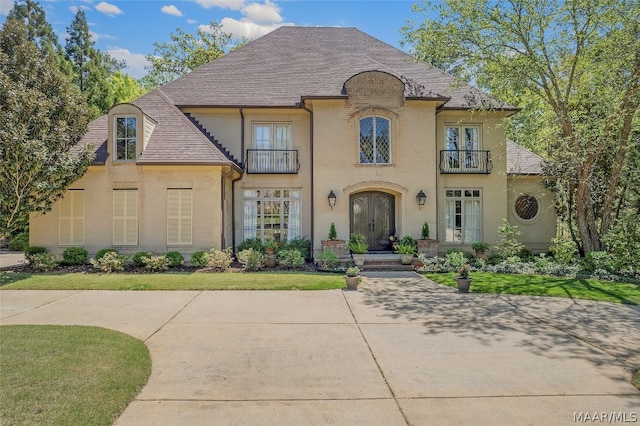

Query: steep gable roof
left=161, top=26, right=515, bottom=110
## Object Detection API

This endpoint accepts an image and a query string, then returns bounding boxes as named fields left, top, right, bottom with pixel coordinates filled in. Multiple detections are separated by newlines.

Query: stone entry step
left=360, top=253, right=416, bottom=272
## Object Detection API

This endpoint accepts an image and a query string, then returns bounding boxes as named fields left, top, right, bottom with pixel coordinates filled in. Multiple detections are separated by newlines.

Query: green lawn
left=0, top=271, right=345, bottom=290
left=0, top=325, right=151, bottom=426
left=424, top=272, right=640, bottom=305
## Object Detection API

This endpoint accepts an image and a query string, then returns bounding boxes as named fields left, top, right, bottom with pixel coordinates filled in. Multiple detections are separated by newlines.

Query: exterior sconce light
left=328, top=190, right=337, bottom=208
left=416, top=190, right=427, bottom=207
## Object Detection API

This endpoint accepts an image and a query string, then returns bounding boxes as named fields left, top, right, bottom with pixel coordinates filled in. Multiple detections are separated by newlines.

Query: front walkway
left=1, top=272, right=639, bottom=425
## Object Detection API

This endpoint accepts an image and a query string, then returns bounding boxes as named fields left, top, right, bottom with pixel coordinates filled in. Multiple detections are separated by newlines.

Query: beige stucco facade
left=29, top=55, right=556, bottom=257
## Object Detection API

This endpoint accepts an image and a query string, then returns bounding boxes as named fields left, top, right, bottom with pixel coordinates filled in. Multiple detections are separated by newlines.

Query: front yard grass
left=0, top=325, right=151, bottom=426
left=424, top=272, right=640, bottom=305
left=0, top=271, right=345, bottom=290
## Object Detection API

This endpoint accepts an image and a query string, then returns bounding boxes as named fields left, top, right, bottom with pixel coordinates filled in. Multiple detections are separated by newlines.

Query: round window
left=515, top=195, right=539, bottom=220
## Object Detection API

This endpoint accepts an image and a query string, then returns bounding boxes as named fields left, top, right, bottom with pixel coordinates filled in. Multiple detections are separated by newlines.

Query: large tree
left=141, top=21, right=236, bottom=89
left=65, top=9, right=125, bottom=117
left=403, top=0, right=640, bottom=255
left=0, top=18, right=94, bottom=236
left=7, top=0, right=71, bottom=75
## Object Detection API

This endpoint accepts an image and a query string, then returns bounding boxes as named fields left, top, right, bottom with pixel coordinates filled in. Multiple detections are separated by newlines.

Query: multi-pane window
left=113, top=189, right=138, bottom=245
left=445, top=125, right=480, bottom=169
left=445, top=189, right=482, bottom=243
left=167, top=189, right=193, bottom=245
left=243, top=189, right=301, bottom=243
left=115, top=117, right=137, bottom=160
left=359, top=116, right=390, bottom=164
left=254, top=123, right=291, bottom=149
left=59, top=190, right=84, bottom=245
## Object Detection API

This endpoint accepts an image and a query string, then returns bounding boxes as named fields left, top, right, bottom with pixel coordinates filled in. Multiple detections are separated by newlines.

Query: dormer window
left=116, top=117, right=137, bottom=160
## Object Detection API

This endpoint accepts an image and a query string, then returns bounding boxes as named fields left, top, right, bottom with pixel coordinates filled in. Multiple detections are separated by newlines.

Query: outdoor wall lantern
left=328, top=190, right=337, bottom=208
left=416, top=190, right=427, bottom=207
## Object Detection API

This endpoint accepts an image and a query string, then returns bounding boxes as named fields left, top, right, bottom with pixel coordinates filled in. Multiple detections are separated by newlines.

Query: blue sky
left=0, top=0, right=425, bottom=78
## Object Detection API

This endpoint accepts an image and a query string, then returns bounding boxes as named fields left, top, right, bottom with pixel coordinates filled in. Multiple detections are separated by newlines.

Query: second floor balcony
left=439, top=150, right=492, bottom=174
left=246, top=149, right=300, bottom=174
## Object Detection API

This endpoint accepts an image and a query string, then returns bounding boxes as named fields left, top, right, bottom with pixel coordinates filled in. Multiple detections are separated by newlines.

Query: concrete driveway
left=1, top=272, right=639, bottom=425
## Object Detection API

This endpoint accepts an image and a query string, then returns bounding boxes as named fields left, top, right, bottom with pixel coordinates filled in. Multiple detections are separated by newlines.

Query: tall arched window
left=359, top=116, right=390, bottom=164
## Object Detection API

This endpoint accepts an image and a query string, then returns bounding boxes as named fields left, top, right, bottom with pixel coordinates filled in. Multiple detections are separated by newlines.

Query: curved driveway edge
left=1, top=273, right=639, bottom=425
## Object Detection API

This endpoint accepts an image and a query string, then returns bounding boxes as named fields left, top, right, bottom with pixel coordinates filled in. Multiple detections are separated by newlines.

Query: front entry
left=350, top=191, right=395, bottom=251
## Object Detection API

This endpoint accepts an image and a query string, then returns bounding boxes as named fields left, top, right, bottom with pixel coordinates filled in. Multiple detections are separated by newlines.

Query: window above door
left=359, top=115, right=391, bottom=164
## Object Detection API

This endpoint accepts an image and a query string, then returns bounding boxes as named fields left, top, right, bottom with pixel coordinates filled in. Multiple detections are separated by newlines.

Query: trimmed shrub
left=29, top=253, right=60, bottom=271
left=277, top=248, right=305, bottom=269
left=62, top=247, right=88, bottom=265
left=95, top=248, right=118, bottom=261
left=24, top=246, right=47, bottom=264
left=237, top=238, right=264, bottom=253
left=282, top=237, right=311, bottom=260
left=208, top=248, right=233, bottom=272
left=8, top=232, right=29, bottom=251
left=315, top=251, right=339, bottom=269
left=132, top=251, right=152, bottom=267
left=237, top=248, right=265, bottom=271
left=142, top=255, right=170, bottom=271
left=165, top=251, right=184, bottom=268
left=90, top=251, right=126, bottom=273
left=190, top=251, right=211, bottom=268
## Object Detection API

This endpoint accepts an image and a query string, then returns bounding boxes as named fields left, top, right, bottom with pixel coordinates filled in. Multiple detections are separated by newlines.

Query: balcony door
left=350, top=191, right=395, bottom=251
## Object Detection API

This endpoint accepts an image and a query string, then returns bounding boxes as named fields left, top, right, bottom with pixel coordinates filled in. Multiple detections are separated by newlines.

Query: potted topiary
left=345, top=266, right=360, bottom=290
left=321, top=223, right=348, bottom=258
left=417, top=222, right=439, bottom=257
left=348, top=234, right=368, bottom=267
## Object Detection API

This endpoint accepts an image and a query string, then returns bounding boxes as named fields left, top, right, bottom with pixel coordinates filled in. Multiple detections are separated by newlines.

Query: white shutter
left=59, top=190, right=84, bottom=245
left=113, top=190, right=138, bottom=245
left=167, top=189, right=192, bottom=245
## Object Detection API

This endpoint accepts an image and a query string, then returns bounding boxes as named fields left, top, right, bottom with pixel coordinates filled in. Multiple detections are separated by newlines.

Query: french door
left=350, top=191, right=395, bottom=251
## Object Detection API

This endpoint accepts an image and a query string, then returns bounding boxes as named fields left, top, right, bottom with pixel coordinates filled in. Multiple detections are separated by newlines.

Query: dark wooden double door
left=350, top=191, right=395, bottom=251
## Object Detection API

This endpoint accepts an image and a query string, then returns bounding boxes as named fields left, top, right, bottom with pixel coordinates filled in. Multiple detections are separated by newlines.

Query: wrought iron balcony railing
left=439, top=150, right=492, bottom=174
left=246, top=149, right=300, bottom=174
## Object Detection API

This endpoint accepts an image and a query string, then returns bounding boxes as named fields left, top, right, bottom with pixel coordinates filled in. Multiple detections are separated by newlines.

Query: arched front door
left=350, top=191, right=395, bottom=251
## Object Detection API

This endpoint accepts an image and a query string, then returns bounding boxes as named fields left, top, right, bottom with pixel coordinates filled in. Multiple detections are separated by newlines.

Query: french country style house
left=30, top=27, right=556, bottom=257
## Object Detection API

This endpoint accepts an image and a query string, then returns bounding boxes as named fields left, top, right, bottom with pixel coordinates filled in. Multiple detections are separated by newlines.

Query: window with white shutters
left=59, top=190, right=84, bottom=245
left=167, top=189, right=193, bottom=245
left=113, top=190, right=138, bottom=245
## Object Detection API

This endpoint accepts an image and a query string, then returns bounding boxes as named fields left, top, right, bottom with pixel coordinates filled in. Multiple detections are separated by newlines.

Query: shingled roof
left=506, top=140, right=545, bottom=175
left=161, top=26, right=516, bottom=110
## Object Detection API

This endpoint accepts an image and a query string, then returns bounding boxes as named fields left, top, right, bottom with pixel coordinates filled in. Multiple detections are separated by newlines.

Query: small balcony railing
left=246, top=149, right=300, bottom=174
left=439, top=150, right=492, bottom=174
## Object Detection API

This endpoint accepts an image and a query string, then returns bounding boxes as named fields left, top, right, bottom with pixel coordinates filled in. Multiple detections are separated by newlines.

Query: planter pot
left=264, top=254, right=277, bottom=268
left=352, top=253, right=366, bottom=267
left=456, top=277, right=471, bottom=293
left=321, top=240, right=348, bottom=258
left=345, top=275, right=359, bottom=290
left=400, top=253, right=414, bottom=265
left=474, top=249, right=488, bottom=261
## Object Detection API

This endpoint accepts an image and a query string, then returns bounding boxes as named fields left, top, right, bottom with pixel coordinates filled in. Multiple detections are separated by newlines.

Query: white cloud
left=195, top=0, right=244, bottom=10
left=241, top=0, right=281, bottom=25
left=108, top=48, right=148, bottom=79
left=96, top=2, right=122, bottom=17
left=0, top=0, right=15, bottom=15
left=160, top=5, right=183, bottom=17
left=217, top=17, right=291, bottom=40
left=187, top=19, right=198, bottom=24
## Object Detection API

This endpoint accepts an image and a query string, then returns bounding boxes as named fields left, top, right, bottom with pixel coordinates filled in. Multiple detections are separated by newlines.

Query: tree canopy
left=403, top=0, right=640, bottom=255
left=0, top=18, right=94, bottom=236
left=142, top=21, right=239, bottom=89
